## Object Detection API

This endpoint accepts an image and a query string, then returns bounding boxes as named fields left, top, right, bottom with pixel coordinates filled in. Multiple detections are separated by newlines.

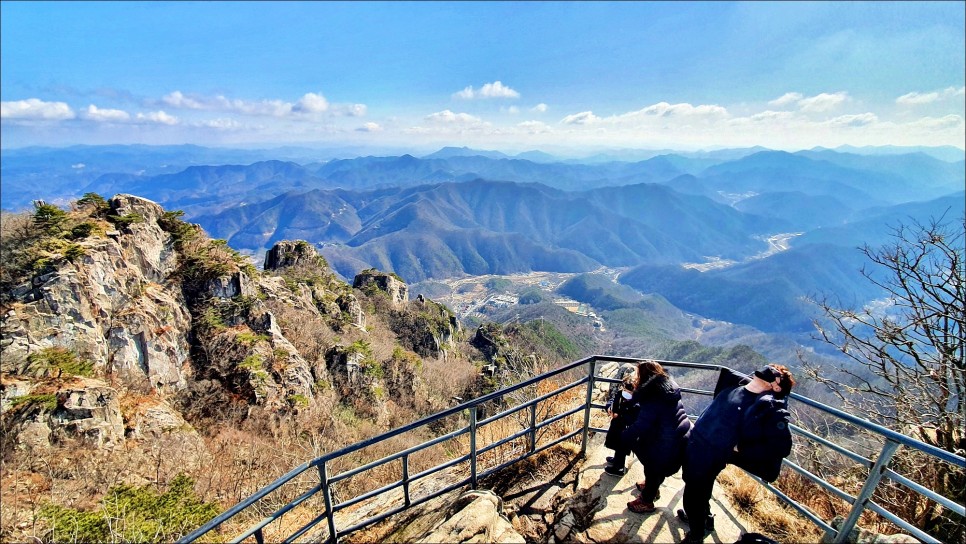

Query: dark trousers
left=681, top=446, right=724, bottom=538
left=682, top=469, right=716, bottom=532
left=639, top=462, right=666, bottom=502
left=610, top=448, right=628, bottom=469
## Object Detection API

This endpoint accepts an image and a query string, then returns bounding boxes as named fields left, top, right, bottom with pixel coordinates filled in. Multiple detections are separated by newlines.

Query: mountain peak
left=422, top=146, right=509, bottom=160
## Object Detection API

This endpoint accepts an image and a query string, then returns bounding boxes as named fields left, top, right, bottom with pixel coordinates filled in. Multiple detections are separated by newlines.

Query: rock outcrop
left=417, top=490, right=525, bottom=544
left=1, top=195, right=193, bottom=394
left=0, top=197, right=450, bottom=451
left=0, top=193, right=593, bottom=544
left=263, top=240, right=319, bottom=271
left=354, top=269, right=408, bottom=306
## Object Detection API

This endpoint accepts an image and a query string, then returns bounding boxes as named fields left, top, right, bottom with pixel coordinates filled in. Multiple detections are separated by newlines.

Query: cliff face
left=3, top=195, right=192, bottom=393
left=0, top=194, right=480, bottom=541
left=1, top=194, right=473, bottom=430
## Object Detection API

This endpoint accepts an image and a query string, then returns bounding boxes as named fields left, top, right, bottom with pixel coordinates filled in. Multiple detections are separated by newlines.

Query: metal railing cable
left=178, top=355, right=965, bottom=544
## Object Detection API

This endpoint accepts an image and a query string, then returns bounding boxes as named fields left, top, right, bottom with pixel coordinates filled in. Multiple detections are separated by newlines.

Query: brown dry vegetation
left=718, top=466, right=822, bottom=542
left=1, top=198, right=495, bottom=542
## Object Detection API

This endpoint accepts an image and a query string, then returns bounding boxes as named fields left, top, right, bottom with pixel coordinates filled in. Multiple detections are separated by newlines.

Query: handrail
left=178, top=355, right=965, bottom=544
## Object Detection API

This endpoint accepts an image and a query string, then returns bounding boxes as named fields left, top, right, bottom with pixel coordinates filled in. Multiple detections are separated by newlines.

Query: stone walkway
left=571, top=435, right=750, bottom=544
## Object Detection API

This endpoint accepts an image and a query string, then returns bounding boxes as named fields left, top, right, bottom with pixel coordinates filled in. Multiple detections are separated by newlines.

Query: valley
left=3, top=143, right=963, bottom=349
left=415, top=267, right=619, bottom=322
left=682, top=231, right=803, bottom=271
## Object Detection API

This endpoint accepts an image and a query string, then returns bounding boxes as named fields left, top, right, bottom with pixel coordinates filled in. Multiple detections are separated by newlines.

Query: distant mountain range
left=2, top=143, right=963, bottom=333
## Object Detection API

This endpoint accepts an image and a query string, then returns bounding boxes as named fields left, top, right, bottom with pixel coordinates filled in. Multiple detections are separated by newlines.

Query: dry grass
left=717, top=466, right=823, bottom=542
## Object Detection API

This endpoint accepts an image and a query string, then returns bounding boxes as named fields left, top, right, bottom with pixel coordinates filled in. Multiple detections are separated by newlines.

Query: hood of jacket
left=635, top=374, right=681, bottom=402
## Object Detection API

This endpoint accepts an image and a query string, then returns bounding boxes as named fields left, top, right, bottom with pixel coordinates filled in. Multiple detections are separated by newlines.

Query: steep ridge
left=0, top=194, right=557, bottom=542
left=192, top=179, right=780, bottom=281
left=619, top=244, right=878, bottom=333
left=315, top=153, right=702, bottom=192
left=733, top=191, right=854, bottom=230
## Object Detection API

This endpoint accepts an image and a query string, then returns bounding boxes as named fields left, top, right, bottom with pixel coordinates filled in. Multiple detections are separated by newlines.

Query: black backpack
left=735, top=533, right=780, bottom=544
left=731, top=394, right=793, bottom=482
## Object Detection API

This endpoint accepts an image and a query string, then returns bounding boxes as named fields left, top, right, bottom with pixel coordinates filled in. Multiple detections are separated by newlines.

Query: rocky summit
left=0, top=194, right=547, bottom=543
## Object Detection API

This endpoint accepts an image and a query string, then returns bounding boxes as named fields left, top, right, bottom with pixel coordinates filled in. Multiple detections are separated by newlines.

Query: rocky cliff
left=0, top=194, right=504, bottom=542
left=0, top=193, right=659, bottom=543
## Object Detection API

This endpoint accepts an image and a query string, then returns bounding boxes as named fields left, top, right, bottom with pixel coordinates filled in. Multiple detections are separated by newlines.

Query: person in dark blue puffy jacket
left=678, top=364, right=795, bottom=542
left=620, top=360, right=692, bottom=514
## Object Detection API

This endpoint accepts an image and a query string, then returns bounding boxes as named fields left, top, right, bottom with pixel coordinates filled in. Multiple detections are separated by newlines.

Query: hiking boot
left=627, top=497, right=657, bottom=514
left=604, top=465, right=625, bottom=476
left=627, top=497, right=655, bottom=513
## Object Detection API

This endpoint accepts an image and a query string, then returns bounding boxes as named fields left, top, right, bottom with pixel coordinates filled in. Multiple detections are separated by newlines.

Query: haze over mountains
left=2, top=144, right=963, bottom=334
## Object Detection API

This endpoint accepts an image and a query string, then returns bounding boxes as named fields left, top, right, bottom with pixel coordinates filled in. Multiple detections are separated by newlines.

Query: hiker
left=620, top=360, right=692, bottom=514
left=678, top=364, right=795, bottom=543
left=603, top=373, right=640, bottom=475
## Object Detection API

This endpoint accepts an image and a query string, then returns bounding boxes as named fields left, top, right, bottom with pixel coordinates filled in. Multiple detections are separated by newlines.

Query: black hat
left=754, top=365, right=780, bottom=382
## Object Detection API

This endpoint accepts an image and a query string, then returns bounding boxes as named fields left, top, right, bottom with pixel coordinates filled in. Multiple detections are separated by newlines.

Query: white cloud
left=797, top=92, right=849, bottom=113
left=426, top=110, right=483, bottom=124
left=136, top=110, right=178, bottom=125
left=896, top=86, right=966, bottom=106
left=561, top=111, right=600, bottom=125
left=826, top=113, right=878, bottom=127
left=453, top=81, right=520, bottom=100
left=162, top=91, right=205, bottom=109
left=71, top=163, right=85, bottom=169
left=159, top=90, right=366, bottom=120
left=906, top=114, right=964, bottom=129
left=517, top=120, right=551, bottom=134
left=896, top=91, right=941, bottom=105
left=748, top=110, right=795, bottom=122
left=224, top=97, right=292, bottom=117
left=335, top=103, right=367, bottom=117
left=766, top=92, right=850, bottom=113
left=293, top=92, right=329, bottom=113
left=1, top=98, right=75, bottom=120
left=84, top=104, right=131, bottom=122
left=198, top=118, right=242, bottom=130
left=626, top=102, right=729, bottom=119
left=768, top=93, right=803, bottom=108
left=502, top=106, right=521, bottom=114
left=480, top=81, right=519, bottom=98
left=357, top=122, right=384, bottom=132
left=161, top=90, right=289, bottom=116
left=531, top=103, right=548, bottom=113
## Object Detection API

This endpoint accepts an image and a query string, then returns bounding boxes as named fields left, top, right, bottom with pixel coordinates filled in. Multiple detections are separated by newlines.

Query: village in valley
left=418, top=268, right=618, bottom=330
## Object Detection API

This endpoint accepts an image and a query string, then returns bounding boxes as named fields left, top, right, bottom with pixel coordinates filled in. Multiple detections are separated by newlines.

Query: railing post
left=402, top=453, right=411, bottom=507
left=319, top=461, right=338, bottom=544
left=469, top=406, right=478, bottom=489
left=580, top=358, right=598, bottom=456
left=528, top=403, right=537, bottom=453
left=831, top=438, right=902, bottom=544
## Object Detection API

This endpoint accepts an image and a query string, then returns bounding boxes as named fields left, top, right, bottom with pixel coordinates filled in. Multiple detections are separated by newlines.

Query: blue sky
left=2, top=1, right=964, bottom=153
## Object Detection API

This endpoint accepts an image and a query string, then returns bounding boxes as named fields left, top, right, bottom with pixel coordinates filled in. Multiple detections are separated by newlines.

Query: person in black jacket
left=603, top=374, right=639, bottom=475
left=678, top=364, right=795, bottom=542
left=620, top=360, right=692, bottom=514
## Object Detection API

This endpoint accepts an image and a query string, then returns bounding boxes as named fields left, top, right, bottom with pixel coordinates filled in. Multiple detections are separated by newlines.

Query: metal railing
left=178, top=355, right=965, bottom=544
